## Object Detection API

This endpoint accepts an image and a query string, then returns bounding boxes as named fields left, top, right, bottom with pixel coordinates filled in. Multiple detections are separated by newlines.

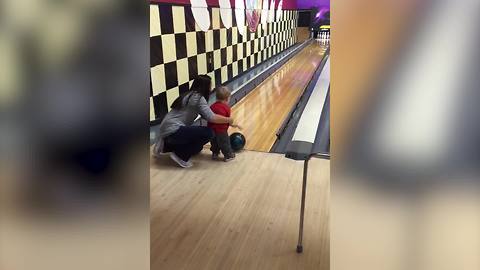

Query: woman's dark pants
left=164, top=126, right=214, bottom=161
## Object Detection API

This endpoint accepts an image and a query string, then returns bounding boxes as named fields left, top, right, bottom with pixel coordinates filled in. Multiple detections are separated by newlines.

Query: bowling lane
left=230, top=41, right=328, bottom=152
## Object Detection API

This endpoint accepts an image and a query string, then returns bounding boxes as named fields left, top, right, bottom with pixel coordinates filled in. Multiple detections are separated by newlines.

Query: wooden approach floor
left=151, top=149, right=329, bottom=270
left=229, top=41, right=328, bottom=152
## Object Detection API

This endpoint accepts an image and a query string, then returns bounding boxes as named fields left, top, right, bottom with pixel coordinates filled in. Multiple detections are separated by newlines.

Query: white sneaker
left=224, top=154, right=236, bottom=162
left=169, top=152, right=193, bottom=168
left=153, top=137, right=168, bottom=158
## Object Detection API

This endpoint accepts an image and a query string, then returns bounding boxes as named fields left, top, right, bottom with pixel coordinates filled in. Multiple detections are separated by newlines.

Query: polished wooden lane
left=151, top=150, right=330, bottom=270
left=229, top=41, right=328, bottom=152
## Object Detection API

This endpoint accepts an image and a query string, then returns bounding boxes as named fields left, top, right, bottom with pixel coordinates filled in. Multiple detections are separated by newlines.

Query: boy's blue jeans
left=210, top=131, right=234, bottom=158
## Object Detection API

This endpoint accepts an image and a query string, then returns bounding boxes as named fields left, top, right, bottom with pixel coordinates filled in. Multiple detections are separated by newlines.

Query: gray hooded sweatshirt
left=157, top=92, right=215, bottom=138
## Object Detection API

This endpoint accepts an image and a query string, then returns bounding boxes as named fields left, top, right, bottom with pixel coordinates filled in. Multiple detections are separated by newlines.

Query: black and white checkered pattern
left=150, top=3, right=298, bottom=122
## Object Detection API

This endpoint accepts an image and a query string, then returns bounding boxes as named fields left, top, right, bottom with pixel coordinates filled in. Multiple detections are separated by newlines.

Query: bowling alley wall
left=150, top=0, right=299, bottom=122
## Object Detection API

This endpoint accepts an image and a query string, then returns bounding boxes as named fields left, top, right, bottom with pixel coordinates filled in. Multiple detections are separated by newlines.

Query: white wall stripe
left=292, top=56, right=330, bottom=143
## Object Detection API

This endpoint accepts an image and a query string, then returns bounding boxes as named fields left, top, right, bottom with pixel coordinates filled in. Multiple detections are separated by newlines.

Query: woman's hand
left=211, top=114, right=232, bottom=124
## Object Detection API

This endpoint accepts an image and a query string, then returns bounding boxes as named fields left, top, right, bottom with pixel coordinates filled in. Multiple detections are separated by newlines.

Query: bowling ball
left=230, top=132, right=246, bottom=152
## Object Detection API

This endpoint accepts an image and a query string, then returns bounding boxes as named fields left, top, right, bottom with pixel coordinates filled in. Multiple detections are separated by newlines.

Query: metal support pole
left=296, top=158, right=309, bottom=253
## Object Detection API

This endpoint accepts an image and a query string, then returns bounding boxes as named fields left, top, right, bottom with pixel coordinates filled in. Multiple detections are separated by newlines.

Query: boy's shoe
left=212, top=153, right=220, bottom=160
left=153, top=137, right=169, bottom=158
left=224, top=154, right=236, bottom=162
left=170, top=152, right=193, bottom=168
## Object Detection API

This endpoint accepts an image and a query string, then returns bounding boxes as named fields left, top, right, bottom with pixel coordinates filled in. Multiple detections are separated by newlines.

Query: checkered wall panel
left=150, top=4, right=298, bottom=122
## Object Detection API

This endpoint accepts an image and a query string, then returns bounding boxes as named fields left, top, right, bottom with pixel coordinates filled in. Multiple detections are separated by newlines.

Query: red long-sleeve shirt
left=207, top=101, right=230, bottom=133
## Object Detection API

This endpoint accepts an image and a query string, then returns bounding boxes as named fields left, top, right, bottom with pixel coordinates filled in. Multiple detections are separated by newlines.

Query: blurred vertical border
left=332, top=0, right=480, bottom=269
left=1, top=1, right=150, bottom=269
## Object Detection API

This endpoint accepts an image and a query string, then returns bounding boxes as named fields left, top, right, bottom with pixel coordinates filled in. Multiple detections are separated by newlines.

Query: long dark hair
left=170, top=75, right=212, bottom=110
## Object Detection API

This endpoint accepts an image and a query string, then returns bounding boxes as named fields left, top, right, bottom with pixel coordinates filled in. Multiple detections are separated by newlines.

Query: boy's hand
left=231, top=124, right=242, bottom=130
